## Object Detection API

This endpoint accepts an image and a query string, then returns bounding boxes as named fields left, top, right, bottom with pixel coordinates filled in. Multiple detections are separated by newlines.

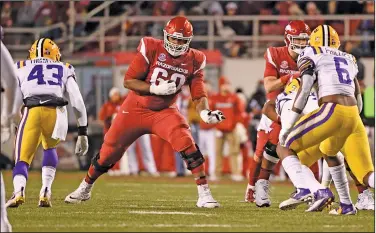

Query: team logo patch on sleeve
left=158, top=53, right=166, bottom=62
left=280, top=61, right=289, bottom=69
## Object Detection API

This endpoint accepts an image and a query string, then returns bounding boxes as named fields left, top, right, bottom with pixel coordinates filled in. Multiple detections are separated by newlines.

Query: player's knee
left=169, top=127, right=194, bottom=152
left=180, top=145, right=205, bottom=171
left=264, top=141, right=280, bottom=163
left=91, top=153, right=115, bottom=173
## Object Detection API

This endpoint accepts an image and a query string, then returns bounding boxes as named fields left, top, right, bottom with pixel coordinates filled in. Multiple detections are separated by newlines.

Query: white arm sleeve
left=65, top=77, right=87, bottom=126
left=293, top=74, right=316, bottom=111
left=294, top=47, right=317, bottom=112
left=0, top=42, right=17, bottom=118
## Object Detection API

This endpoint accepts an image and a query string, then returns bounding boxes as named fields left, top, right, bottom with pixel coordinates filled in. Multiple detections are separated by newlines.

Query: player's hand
left=150, top=78, right=177, bottom=96
left=75, top=135, right=89, bottom=156
left=279, top=127, right=292, bottom=147
left=200, top=109, right=226, bottom=124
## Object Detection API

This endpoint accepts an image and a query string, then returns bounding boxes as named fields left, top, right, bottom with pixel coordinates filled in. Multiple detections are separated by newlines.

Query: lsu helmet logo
left=310, top=25, right=340, bottom=49
left=29, top=38, right=61, bottom=61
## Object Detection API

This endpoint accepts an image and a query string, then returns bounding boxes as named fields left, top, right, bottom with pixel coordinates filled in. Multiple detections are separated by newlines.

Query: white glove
left=279, top=111, right=300, bottom=147
left=200, top=109, right=225, bottom=124
left=75, top=135, right=89, bottom=156
left=356, top=93, right=363, bottom=113
left=279, top=127, right=293, bottom=147
left=150, top=78, right=177, bottom=96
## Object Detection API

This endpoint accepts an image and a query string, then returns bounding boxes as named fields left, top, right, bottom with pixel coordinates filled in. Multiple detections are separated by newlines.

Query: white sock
left=281, top=156, right=308, bottom=189
left=301, top=165, right=326, bottom=193
left=41, top=166, right=56, bottom=195
left=328, top=164, right=352, bottom=205
left=368, top=172, right=375, bottom=188
left=1, top=173, right=7, bottom=218
left=13, top=174, right=26, bottom=193
left=321, top=159, right=332, bottom=187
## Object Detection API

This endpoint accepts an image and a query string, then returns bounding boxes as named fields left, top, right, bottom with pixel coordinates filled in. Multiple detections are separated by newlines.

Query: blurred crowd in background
left=1, top=1, right=374, bottom=57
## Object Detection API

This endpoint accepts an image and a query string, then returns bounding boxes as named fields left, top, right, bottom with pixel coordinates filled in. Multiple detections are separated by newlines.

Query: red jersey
left=125, top=37, right=207, bottom=111
left=211, top=93, right=243, bottom=132
left=263, top=46, right=299, bottom=100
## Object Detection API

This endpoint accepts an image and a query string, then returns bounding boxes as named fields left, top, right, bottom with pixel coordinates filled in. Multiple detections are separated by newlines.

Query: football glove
left=200, top=109, right=226, bottom=124
left=150, top=78, right=177, bottom=96
left=75, top=135, right=89, bottom=156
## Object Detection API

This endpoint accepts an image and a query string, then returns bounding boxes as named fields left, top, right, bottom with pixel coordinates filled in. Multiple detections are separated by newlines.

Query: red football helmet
left=163, top=16, right=193, bottom=57
left=284, top=20, right=311, bottom=54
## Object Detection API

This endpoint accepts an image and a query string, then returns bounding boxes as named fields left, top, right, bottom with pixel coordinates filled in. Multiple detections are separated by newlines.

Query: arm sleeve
left=263, top=48, right=278, bottom=78
left=190, top=54, right=207, bottom=100
left=292, top=73, right=316, bottom=111
left=0, top=42, right=18, bottom=118
left=65, top=77, right=88, bottom=127
left=124, top=37, right=153, bottom=81
left=124, top=52, right=149, bottom=81
left=189, top=70, right=207, bottom=101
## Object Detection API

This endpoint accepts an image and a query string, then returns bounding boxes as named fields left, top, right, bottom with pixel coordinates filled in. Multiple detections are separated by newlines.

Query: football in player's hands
left=200, top=109, right=226, bottom=124
left=150, top=78, right=177, bottom=96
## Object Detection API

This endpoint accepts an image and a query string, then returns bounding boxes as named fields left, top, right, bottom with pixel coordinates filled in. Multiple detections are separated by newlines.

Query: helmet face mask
left=284, top=20, right=311, bottom=55
left=163, top=16, right=193, bottom=57
left=287, top=33, right=310, bottom=54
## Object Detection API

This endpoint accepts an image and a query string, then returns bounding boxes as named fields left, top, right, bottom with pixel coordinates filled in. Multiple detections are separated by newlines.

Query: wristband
left=78, top=126, right=88, bottom=136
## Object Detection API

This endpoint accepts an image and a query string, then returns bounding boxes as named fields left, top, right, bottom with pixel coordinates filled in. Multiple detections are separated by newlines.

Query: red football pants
left=98, top=98, right=195, bottom=165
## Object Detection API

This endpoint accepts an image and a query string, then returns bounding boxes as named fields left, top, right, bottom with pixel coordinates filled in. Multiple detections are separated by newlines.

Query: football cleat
left=355, top=189, right=374, bottom=210
left=38, top=187, right=52, bottom=207
left=329, top=202, right=357, bottom=215
left=279, top=188, right=312, bottom=210
left=255, top=179, right=271, bottom=207
left=196, top=184, right=220, bottom=208
left=306, top=188, right=334, bottom=212
left=244, top=184, right=255, bottom=203
left=6, top=187, right=25, bottom=208
left=64, top=179, right=93, bottom=204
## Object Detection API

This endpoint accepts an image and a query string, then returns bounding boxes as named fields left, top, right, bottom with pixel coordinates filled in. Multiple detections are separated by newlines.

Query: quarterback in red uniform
left=65, top=16, right=225, bottom=208
left=245, top=21, right=315, bottom=207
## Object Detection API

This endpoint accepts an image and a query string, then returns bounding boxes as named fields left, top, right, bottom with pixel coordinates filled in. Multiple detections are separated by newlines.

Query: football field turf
left=3, top=171, right=374, bottom=232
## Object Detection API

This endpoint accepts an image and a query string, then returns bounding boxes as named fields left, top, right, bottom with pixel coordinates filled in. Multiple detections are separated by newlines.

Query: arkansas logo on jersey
left=264, top=46, right=299, bottom=78
left=126, top=37, right=207, bottom=111
left=263, top=46, right=299, bottom=100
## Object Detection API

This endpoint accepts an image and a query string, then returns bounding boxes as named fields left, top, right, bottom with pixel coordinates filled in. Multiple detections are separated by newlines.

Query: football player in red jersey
left=65, top=16, right=225, bottom=208
left=244, top=21, right=317, bottom=207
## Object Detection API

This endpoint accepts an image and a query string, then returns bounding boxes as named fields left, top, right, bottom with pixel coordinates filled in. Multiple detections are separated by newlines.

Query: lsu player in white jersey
left=6, top=38, right=89, bottom=208
left=264, top=78, right=356, bottom=215
left=277, top=25, right=374, bottom=214
left=1, top=25, right=16, bottom=232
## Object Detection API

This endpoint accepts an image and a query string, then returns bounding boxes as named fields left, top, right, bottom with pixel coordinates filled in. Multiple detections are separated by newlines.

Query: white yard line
left=106, top=183, right=219, bottom=188
left=128, top=210, right=214, bottom=217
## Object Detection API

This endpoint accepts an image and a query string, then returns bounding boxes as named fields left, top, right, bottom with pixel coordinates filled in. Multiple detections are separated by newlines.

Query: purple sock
left=13, top=161, right=29, bottom=179
left=42, top=148, right=58, bottom=168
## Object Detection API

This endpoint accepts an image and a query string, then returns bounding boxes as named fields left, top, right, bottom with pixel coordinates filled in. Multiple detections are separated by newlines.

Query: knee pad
left=91, top=153, right=115, bottom=173
left=180, top=145, right=205, bottom=170
left=263, top=141, right=280, bottom=163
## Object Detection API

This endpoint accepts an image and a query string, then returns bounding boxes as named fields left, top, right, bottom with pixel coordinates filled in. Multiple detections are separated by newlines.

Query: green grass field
left=2, top=171, right=374, bottom=232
